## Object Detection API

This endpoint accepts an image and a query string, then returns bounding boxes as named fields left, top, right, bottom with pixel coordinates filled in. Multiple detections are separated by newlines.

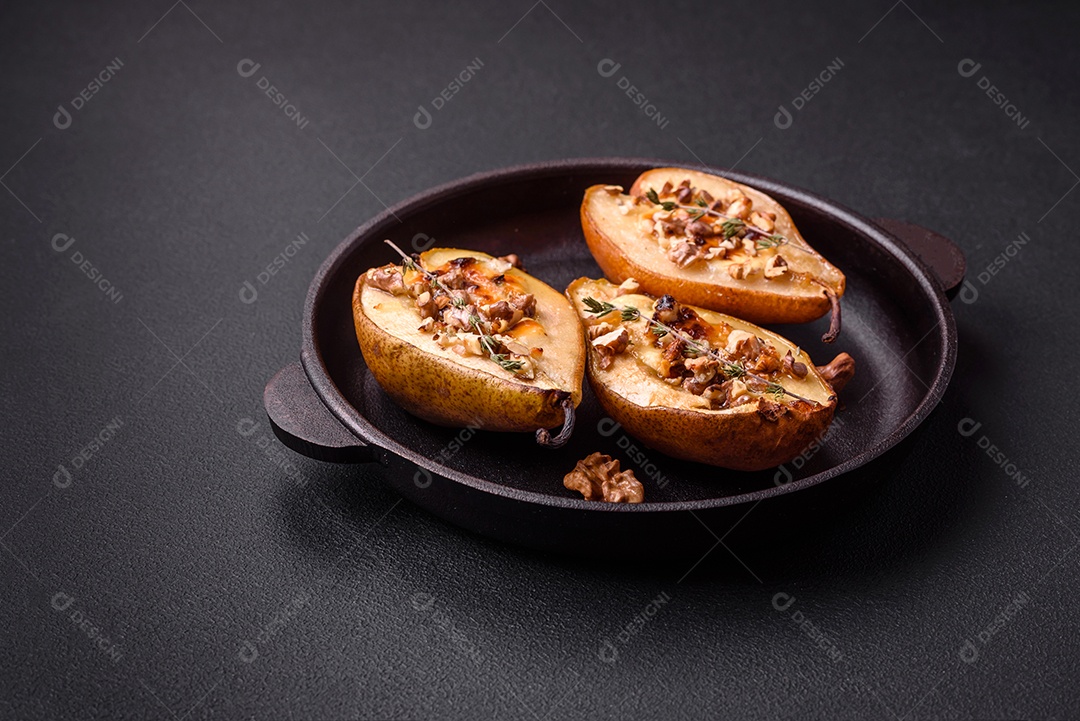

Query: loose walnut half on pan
left=563, top=452, right=644, bottom=503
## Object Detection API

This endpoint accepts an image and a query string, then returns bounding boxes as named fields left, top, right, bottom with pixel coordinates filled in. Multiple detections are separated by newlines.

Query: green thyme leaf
left=582, top=297, right=617, bottom=316
left=721, top=219, right=746, bottom=239
left=766, top=382, right=786, bottom=401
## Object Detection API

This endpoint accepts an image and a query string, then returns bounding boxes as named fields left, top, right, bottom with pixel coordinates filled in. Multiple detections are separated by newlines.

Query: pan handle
left=263, top=362, right=373, bottom=463
left=874, top=218, right=966, bottom=300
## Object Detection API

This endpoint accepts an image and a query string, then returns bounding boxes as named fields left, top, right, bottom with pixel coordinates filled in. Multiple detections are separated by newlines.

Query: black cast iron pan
left=264, top=159, right=963, bottom=558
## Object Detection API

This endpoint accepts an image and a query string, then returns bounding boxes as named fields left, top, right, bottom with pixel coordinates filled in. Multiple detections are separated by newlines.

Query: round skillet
left=264, top=159, right=964, bottom=557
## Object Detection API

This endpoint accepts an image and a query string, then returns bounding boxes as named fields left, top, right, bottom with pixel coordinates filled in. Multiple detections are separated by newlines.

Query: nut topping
left=367, top=266, right=405, bottom=294
left=763, top=254, right=789, bottom=278
left=591, top=327, right=630, bottom=370
left=749, top=210, right=776, bottom=232
left=563, top=452, right=644, bottom=503
left=783, top=350, right=808, bottom=379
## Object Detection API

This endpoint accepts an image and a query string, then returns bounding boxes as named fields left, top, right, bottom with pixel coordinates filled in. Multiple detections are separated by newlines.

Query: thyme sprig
left=383, top=240, right=526, bottom=375
left=582, top=296, right=815, bottom=404
left=471, top=315, right=525, bottom=373
left=642, top=188, right=808, bottom=254
left=385, top=239, right=438, bottom=284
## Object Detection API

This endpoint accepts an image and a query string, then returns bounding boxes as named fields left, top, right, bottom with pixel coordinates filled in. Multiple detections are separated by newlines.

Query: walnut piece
left=763, top=254, right=789, bottom=278
left=749, top=210, right=776, bottom=232
left=667, top=239, right=707, bottom=268
left=367, top=266, right=405, bottom=294
left=591, top=327, right=630, bottom=370
left=563, top=452, right=644, bottom=504
left=615, top=278, right=641, bottom=296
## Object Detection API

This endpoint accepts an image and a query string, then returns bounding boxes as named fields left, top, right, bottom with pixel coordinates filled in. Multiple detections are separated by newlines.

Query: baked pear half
left=567, top=277, right=855, bottom=471
left=581, top=167, right=847, bottom=341
left=354, top=245, right=585, bottom=447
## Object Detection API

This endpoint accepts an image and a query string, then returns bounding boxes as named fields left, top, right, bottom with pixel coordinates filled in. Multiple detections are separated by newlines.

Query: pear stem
left=536, top=397, right=575, bottom=449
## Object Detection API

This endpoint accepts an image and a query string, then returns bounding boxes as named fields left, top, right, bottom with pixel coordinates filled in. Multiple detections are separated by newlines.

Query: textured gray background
left=2, top=1, right=1078, bottom=719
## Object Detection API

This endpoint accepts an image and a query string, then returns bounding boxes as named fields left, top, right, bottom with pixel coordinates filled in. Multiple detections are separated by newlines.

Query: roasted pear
left=354, top=244, right=585, bottom=447
left=581, top=167, right=847, bottom=341
left=567, top=277, right=854, bottom=471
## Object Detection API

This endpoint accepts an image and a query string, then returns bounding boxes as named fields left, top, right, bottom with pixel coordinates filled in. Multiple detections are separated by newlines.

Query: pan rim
left=301, top=157, right=957, bottom=513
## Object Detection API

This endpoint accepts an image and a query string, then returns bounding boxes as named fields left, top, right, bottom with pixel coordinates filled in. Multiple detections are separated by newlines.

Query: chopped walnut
left=652, top=294, right=680, bottom=324
left=749, top=210, right=776, bottom=232
left=741, top=238, right=759, bottom=257
left=657, top=337, right=686, bottom=378
left=508, top=292, right=536, bottom=317
left=702, top=380, right=732, bottom=409
left=660, top=180, right=673, bottom=196
left=417, top=317, right=435, bottom=332
left=666, top=239, right=708, bottom=268
left=587, top=321, right=615, bottom=340
left=367, top=266, right=406, bottom=294
left=756, top=397, right=788, bottom=422
left=726, top=330, right=759, bottom=357
left=480, top=300, right=514, bottom=322
left=687, top=219, right=715, bottom=238
left=439, top=264, right=469, bottom=289
left=563, top=453, right=644, bottom=504
left=684, top=356, right=719, bottom=386
left=728, top=379, right=754, bottom=406
left=415, top=291, right=437, bottom=319
left=748, top=344, right=782, bottom=374
left=726, top=196, right=752, bottom=220
left=591, top=327, right=629, bottom=370
left=602, top=185, right=624, bottom=195
left=615, top=278, right=641, bottom=296
left=659, top=218, right=687, bottom=237
left=728, top=263, right=749, bottom=280
left=444, top=306, right=475, bottom=329
left=783, top=350, right=809, bottom=379
left=451, top=333, right=484, bottom=357
left=764, top=254, right=789, bottom=278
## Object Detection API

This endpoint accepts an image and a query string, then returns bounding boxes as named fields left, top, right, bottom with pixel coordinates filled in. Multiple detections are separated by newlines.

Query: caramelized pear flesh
left=354, top=248, right=585, bottom=444
left=567, top=277, right=852, bottom=471
left=581, top=168, right=846, bottom=336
